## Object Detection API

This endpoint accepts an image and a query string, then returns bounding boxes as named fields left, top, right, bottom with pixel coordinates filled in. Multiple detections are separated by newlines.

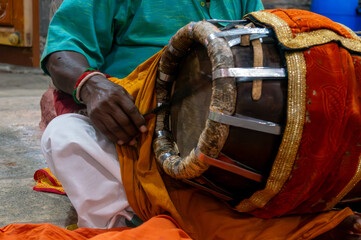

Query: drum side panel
left=222, top=43, right=287, bottom=175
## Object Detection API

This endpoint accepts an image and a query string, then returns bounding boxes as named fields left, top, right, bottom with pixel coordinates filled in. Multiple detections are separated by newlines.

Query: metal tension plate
left=208, top=111, right=281, bottom=135
left=206, top=19, right=248, bottom=24
left=158, top=71, right=176, bottom=82
left=228, top=33, right=271, bottom=47
left=213, top=67, right=287, bottom=81
left=207, top=28, right=271, bottom=44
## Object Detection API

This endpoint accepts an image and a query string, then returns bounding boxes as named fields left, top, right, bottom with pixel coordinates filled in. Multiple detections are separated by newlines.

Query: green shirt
left=41, top=0, right=264, bottom=78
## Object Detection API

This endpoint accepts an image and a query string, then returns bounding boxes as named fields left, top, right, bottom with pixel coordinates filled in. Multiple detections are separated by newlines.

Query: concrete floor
left=0, top=64, right=77, bottom=227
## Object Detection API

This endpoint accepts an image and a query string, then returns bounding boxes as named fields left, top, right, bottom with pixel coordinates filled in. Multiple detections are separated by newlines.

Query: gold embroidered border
left=325, top=156, right=361, bottom=210
left=337, top=23, right=361, bottom=42
left=236, top=51, right=307, bottom=212
left=245, top=11, right=361, bottom=54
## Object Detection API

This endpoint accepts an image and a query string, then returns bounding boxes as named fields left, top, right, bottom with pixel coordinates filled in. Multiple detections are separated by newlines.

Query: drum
left=152, top=18, right=361, bottom=215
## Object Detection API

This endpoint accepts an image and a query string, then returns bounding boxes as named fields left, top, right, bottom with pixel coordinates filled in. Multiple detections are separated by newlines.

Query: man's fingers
left=117, top=97, right=147, bottom=133
left=111, top=117, right=138, bottom=144
left=84, top=80, right=147, bottom=144
left=92, top=117, right=119, bottom=144
left=92, top=103, right=141, bottom=145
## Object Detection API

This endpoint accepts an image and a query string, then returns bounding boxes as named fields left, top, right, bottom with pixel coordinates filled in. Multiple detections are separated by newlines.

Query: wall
left=39, top=0, right=63, bottom=54
left=262, top=0, right=311, bottom=10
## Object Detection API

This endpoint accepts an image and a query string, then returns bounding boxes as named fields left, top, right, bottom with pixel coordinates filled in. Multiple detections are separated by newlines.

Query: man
left=40, top=0, right=361, bottom=239
left=41, top=0, right=263, bottom=229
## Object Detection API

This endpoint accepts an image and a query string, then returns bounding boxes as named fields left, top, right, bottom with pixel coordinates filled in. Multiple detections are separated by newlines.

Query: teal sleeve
left=242, top=0, right=264, bottom=17
left=40, top=0, right=124, bottom=75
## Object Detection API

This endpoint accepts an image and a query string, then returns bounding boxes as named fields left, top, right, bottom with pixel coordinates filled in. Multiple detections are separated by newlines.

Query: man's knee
left=41, top=113, right=94, bottom=156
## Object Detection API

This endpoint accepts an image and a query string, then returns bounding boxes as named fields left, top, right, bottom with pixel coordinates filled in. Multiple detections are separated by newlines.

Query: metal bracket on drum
left=208, top=111, right=281, bottom=135
left=212, top=67, right=287, bottom=81
left=206, top=19, right=248, bottom=24
left=228, top=33, right=271, bottom=47
left=158, top=71, right=176, bottom=82
left=154, top=130, right=174, bottom=140
left=168, top=43, right=187, bottom=58
left=206, top=28, right=271, bottom=46
left=159, top=152, right=179, bottom=165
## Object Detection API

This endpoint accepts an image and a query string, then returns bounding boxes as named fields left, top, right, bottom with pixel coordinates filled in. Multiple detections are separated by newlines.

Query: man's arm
left=45, top=51, right=147, bottom=146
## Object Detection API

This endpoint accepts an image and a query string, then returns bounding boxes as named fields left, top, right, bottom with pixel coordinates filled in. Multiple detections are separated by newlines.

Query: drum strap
left=195, top=148, right=264, bottom=183
left=251, top=38, right=264, bottom=100
left=236, top=23, right=264, bottom=100
left=238, top=23, right=252, bottom=46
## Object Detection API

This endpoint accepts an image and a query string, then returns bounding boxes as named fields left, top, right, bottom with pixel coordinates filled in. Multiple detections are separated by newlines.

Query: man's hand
left=80, top=75, right=147, bottom=145
left=45, top=51, right=147, bottom=145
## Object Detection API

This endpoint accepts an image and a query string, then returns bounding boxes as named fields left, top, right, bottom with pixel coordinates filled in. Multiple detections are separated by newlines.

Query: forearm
left=45, top=51, right=91, bottom=94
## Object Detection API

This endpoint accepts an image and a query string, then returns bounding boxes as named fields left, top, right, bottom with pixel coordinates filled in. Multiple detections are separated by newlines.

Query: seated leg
left=41, top=113, right=134, bottom=229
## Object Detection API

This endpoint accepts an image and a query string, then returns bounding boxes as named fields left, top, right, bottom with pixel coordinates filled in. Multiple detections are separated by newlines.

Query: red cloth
left=245, top=9, right=361, bottom=218
left=33, top=168, right=66, bottom=195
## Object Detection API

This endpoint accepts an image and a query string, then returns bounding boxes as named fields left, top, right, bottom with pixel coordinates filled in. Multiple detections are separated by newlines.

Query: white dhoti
left=41, top=113, right=134, bottom=229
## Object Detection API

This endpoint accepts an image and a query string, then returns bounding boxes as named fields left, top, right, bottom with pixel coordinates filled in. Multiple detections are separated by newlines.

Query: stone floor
left=0, top=64, right=77, bottom=228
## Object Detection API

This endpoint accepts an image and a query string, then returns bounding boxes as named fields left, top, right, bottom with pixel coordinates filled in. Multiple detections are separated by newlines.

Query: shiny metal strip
left=228, top=37, right=241, bottom=47
left=159, top=152, right=178, bottom=164
left=158, top=72, right=175, bottom=82
left=250, top=34, right=269, bottom=41
left=168, top=43, right=186, bottom=58
left=188, top=22, right=196, bottom=38
left=206, top=19, right=248, bottom=24
left=208, top=111, right=281, bottom=135
left=213, top=67, right=287, bottom=80
left=228, top=34, right=270, bottom=47
left=155, top=130, right=173, bottom=139
left=207, top=28, right=270, bottom=43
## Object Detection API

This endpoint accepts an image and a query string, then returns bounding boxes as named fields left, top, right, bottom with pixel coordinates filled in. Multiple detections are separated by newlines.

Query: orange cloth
left=0, top=215, right=191, bottom=240
left=33, top=168, right=66, bottom=195
left=264, top=9, right=356, bottom=38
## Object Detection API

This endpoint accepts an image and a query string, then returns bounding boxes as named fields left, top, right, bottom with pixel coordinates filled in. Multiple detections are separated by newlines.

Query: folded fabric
left=33, top=168, right=66, bottom=195
left=0, top=215, right=191, bottom=240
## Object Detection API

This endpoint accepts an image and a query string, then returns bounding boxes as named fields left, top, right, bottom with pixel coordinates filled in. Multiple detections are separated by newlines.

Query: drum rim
left=153, top=20, right=237, bottom=179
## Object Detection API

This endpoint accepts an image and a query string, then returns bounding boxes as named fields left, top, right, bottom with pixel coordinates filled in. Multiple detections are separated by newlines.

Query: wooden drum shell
left=170, top=41, right=287, bottom=201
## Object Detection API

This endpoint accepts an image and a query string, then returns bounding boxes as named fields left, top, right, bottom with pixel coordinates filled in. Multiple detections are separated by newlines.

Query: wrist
left=73, top=69, right=111, bottom=104
left=79, top=75, right=108, bottom=104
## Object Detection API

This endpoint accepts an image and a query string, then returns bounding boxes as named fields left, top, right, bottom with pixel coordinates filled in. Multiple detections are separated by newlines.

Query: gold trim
left=246, top=11, right=361, bottom=54
left=236, top=51, right=307, bottom=212
left=337, top=23, right=361, bottom=42
left=325, top=156, right=361, bottom=210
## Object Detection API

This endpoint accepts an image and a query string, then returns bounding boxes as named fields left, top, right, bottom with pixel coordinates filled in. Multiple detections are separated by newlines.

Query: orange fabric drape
left=264, top=9, right=356, bottom=38
left=0, top=215, right=191, bottom=240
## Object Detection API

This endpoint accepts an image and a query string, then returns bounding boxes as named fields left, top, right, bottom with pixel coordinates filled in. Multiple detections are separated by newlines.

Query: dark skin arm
left=45, top=51, right=147, bottom=145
